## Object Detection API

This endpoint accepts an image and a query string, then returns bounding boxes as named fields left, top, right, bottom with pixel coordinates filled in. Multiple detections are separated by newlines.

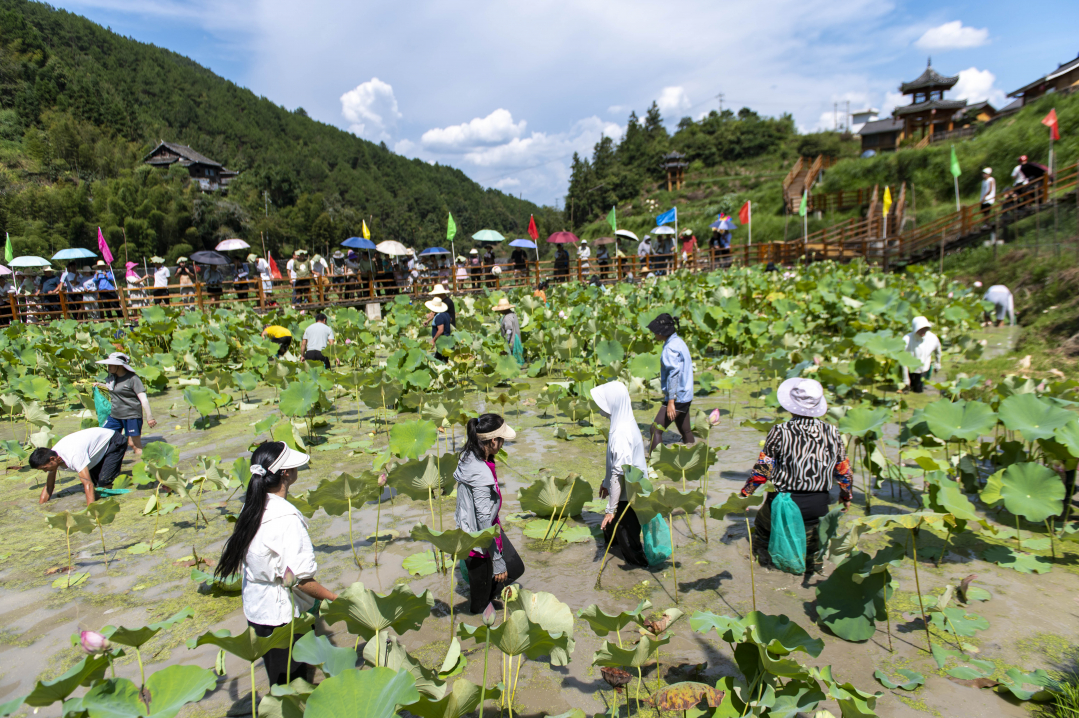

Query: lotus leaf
left=518, top=474, right=592, bottom=518
left=403, top=551, right=438, bottom=577
left=922, top=400, right=996, bottom=442
left=308, top=472, right=374, bottom=516
left=627, top=352, right=660, bottom=379
left=389, top=455, right=451, bottom=502
left=47, top=510, right=94, bottom=535
left=103, top=607, right=194, bottom=648
left=648, top=682, right=725, bottom=711
left=410, top=677, right=503, bottom=718
left=815, top=551, right=892, bottom=642
left=81, top=664, right=216, bottom=718
left=654, top=443, right=710, bottom=484
left=577, top=601, right=652, bottom=637
left=187, top=617, right=314, bottom=662
left=810, top=665, right=882, bottom=718
left=190, top=568, right=241, bottom=592
left=321, top=581, right=434, bottom=640
left=362, top=636, right=464, bottom=699
left=999, top=462, right=1064, bottom=522
left=272, top=420, right=306, bottom=450
left=595, top=339, right=624, bottom=364
left=292, top=631, right=357, bottom=677
left=873, top=669, right=924, bottom=691
left=591, top=633, right=670, bottom=668
left=409, top=524, right=498, bottom=556
left=24, top=653, right=111, bottom=707
left=981, top=545, right=1052, bottom=574
left=390, top=420, right=438, bottom=459
left=279, top=379, right=319, bottom=417
left=996, top=668, right=1054, bottom=702
left=304, top=666, right=420, bottom=718
left=709, top=492, right=764, bottom=520
left=924, top=479, right=980, bottom=522
left=854, top=511, right=956, bottom=534
left=1053, top=419, right=1079, bottom=460
left=649, top=485, right=705, bottom=515
left=929, top=607, right=989, bottom=637
left=837, top=407, right=889, bottom=438
left=182, top=387, right=217, bottom=417
left=507, top=588, right=576, bottom=640
left=458, top=609, right=575, bottom=666
left=999, top=393, right=1075, bottom=442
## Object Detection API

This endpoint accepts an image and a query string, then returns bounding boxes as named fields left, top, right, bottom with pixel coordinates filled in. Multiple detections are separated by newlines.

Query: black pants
left=909, top=372, right=924, bottom=393
left=465, top=529, right=524, bottom=614
left=649, top=400, right=694, bottom=454
left=89, top=432, right=129, bottom=488
left=753, top=491, right=829, bottom=574
left=603, top=501, right=647, bottom=567
left=304, top=349, right=330, bottom=369
left=271, top=336, right=292, bottom=357
left=99, top=290, right=120, bottom=318
left=249, top=621, right=309, bottom=686
left=153, top=288, right=169, bottom=305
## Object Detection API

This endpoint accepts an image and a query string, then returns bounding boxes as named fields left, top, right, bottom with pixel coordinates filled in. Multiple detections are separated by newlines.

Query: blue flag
left=655, top=207, right=677, bottom=226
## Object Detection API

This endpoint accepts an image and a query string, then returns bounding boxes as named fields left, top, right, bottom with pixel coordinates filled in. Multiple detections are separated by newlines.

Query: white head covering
left=96, top=352, right=135, bottom=373
left=590, top=381, right=647, bottom=492
left=912, top=316, right=932, bottom=333
left=777, top=378, right=828, bottom=418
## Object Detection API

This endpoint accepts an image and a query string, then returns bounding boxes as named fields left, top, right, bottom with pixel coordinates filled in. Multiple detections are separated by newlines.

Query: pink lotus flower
left=345, top=338, right=353, bottom=345
left=378, top=472, right=388, bottom=487
left=80, top=631, right=110, bottom=654
left=282, top=566, right=298, bottom=588
left=708, top=408, right=720, bottom=426
left=483, top=602, right=497, bottom=626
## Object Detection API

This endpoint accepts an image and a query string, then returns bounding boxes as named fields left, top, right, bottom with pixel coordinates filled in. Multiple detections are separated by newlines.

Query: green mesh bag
left=768, top=493, right=806, bottom=574
left=93, top=387, right=112, bottom=428
left=642, top=514, right=672, bottom=566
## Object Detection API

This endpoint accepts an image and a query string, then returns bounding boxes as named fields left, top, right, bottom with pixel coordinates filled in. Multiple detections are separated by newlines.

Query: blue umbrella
left=52, top=247, right=97, bottom=261
left=710, top=218, right=738, bottom=231
left=342, top=237, right=377, bottom=250
left=509, top=239, right=536, bottom=249
left=420, top=247, right=450, bottom=255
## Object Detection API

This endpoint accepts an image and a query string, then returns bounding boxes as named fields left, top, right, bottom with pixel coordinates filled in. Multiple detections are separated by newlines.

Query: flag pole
left=748, top=201, right=752, bottom=248
left=953, top=175, right=960, bottom=213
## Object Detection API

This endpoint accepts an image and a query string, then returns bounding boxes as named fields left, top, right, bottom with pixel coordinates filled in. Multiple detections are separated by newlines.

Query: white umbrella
left=376, top=240, right=410, bottom=256
left=652, top=226, right=676, bottom=235
left=614, top=229, right=639, bottom=242
left=9, top=256, right=51, bottom=268
left=215, top=238, right=251, bottom=251
left=0, top=264, right=11, bottom=276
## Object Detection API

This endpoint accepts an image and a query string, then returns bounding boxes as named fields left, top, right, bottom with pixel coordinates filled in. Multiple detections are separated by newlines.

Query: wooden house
left=1007, top=52, right=1079, bottom=107
left=142, top=141, right=238, bottom=191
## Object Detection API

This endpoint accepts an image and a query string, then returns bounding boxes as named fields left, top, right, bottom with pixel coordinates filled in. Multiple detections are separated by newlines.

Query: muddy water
left=0, top=324, right=1070, bottom=718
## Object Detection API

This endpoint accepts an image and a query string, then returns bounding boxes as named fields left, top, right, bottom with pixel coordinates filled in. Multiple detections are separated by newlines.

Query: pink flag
left=97, top=227, right=113, bottom=264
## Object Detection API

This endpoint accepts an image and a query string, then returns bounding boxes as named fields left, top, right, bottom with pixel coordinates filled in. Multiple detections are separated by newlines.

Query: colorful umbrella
left=419, top=247, right=451, bottom=255
left=472, top=229, right=505, bottom=242
left=546, top=231, right=579, bottom=244
left=215, top=238, right=251, bottom=251
left=51, top=248, right=97, bottom=261
left=0, top=264, right=11, bottom=276
left=710, top=218, right=738, bottom=231
left=509, top=239, right=536, bottom=249
left=342, top=237, right=377, bottom=250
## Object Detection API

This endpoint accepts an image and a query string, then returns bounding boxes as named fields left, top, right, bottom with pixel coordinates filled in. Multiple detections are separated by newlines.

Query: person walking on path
left=983, top=284, right=1015, bottom=326
left=151, top=257, right=170, bottom=305
left=740, top=377, right=852, bottom=579
left=901, top=316, right=941, bottom=393
left=430, top=284, right=456, bottom=326
left=93, top=260, right=120, bottom=318
left=980, top=167, right=996, bottom=220
left=647, top=313, right=695, bottom=455
left=30, top=427, right=128, bottom=505
left=299, top=313, right=335, bottom=369
left=262, top=324, right=293, bottom=357
left=215, top=441, right=338, bottom=686
left=492, top=297, right=523, bottom=364
left=554, top=246, right=570, bottom=282
left=591, top=380, right=648, bottom=566
left=253, top=253, right=273, bottom=297
left=425, top=297, right=452, bottom=361
left=578, top=239, right=591, bottom=277
left=94, top=352, right=157, bottom=456
left=454, top=414, right=524, bottom=613
left=175, top=257, right=196, bottom=304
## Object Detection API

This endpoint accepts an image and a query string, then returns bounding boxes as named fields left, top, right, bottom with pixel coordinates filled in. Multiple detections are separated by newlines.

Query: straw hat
left=96, top=352, right=135, bottom=372
left=94, top=260, right=107, bottom=267
left=332, top=250, right=344, bottom=259
left=469, top=248, right=479, bottom=255
left=430, top=283, right=450, bottom=296
left=151, top=256, right=165, bottom=264
left=247, top=253, right=258, bottom=262
left=777, top=378, right=827, bottom=418
left=491, top=297, right=514, bottom=312
left=425, top=298, right=449, bottom=313
left=477, top=418, right=516, bottom=441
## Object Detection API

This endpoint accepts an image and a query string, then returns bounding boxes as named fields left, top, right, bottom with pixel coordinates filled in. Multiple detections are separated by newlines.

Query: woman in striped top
left=741, top=378, right=853, bottom=577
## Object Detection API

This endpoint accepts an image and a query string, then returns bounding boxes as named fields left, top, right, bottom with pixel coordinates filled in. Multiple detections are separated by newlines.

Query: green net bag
left=93, top=387, right=112, bottom=428
left=642, top=514, right=672, bottom=566
left=768, top=493, right=806, bottom=574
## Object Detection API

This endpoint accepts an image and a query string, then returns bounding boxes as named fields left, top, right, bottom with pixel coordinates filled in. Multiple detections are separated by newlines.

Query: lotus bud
left=482, top=602, right=496, bottom=626
left=282, top=566, right=298, bottom=588
left=708, top=408, right=720, bottom=426
left=500, top=584, right=518, bottom=602
left=378, top=472, right=388, bottom=487
left=80, top=630, right=110, bottom=654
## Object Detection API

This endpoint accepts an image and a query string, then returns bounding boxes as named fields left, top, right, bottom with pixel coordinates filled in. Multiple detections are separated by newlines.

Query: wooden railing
left=782, top=156, right=804, bottom=197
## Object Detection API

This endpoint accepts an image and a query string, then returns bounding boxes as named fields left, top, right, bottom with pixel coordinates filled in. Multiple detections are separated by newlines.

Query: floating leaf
left=402, top=552, right=438, bottom=577
left=874, top=669, right=924, bottom=691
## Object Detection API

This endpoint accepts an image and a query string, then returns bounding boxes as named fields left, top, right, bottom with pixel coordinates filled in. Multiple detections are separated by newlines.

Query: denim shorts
left=104, top=416, right=143, bottom=437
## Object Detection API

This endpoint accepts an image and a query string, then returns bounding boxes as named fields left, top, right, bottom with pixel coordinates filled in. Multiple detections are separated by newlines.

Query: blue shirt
left=660, top=333, right=694, bottom=403
left=432, top=312, right=452, bottom=339
left=94, top=271, right=116, bottom=291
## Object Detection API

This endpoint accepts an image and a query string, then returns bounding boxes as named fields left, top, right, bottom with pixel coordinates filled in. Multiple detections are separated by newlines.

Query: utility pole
left=834, top=102, right=838, bottom=131
left=846, top=101, right=850, bottom=132
left=716, top=93, right=724, bottom=113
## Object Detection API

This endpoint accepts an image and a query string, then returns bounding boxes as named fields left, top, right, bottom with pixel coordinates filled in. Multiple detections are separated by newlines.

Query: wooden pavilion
left=661, top=151, right=688, bottom=191
left=893, top=60, right=967, bottom=141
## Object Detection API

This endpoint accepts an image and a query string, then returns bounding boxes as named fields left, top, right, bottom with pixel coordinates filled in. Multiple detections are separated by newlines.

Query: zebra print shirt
left=741, top=416, right=853, bottom=500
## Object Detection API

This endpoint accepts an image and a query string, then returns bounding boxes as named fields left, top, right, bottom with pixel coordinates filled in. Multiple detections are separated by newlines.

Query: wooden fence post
left=59, top=291, right=69, bottom=319
left=117, top=287, right=130, bottom=323
left=196, top=282, right=205, bottom=312
left=9, top=294, right=19, bottom=324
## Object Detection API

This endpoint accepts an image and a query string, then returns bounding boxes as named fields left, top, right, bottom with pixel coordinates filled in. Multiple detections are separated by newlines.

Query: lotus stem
left=935, top=528, right=951, bottom=568
left=512, top=655, right=523, bottom=706
left=374, top=491, right=382, bottom=566
left=1016, top=513, right=1022, bottom=552
left=595, top=505, right=628, bottom=589
left=286, top=592, right=296, bottom=683
left=911, top=528, right=932, bottom=653
left=636, top=666, right=643, bottom=712
left=97, top=519, right=109, bottom=569
left=670, top=512, right=679, bottom=604
left=347, top=496, right=361, bottom=570
left=884, top=588, right=894, bottom=653
left=448, top=552, right=456, bottom=642
left=479, top=631, right=491, bottom=718
left=250, top=660, right=258, bottom=718
left=375, top=628, right=380, bottom=667
left=149, top=487, right=161, bottom=548
left=1046, top=519, right=1056, bottom=560
left=745, top=515, right=756, bottom=613
left=64, top=527, right=73, bottom=585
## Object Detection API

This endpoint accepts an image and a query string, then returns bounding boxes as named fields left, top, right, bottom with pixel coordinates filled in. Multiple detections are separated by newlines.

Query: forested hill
left=0, top=0, right=559, bottom=261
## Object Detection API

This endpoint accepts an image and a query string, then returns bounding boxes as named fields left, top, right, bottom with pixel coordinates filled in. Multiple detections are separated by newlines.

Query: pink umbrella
left=546, top=231, right=579, bottom=244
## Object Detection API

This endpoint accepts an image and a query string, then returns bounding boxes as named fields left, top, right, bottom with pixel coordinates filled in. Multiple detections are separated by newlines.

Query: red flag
left=738, top=201, right=751, bottom=226
left=97, top=227, right=114, bottom=264
left=527, top=214, right=539, bottom=241
left=1042, top=109, right=1060, bottom=141
left=268, top=253, right=282, bottom=280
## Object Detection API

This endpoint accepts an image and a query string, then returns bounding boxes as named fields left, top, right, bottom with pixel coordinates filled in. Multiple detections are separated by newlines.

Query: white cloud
left=915, top=21, right=989, bottom=51
left=607, top=104, right=630, bottom=115
left=953, top=67, right=1007, bottom=107
left=420, top=109, right=526, bottom=153
left=656, top=86, right=691, bottom=116
left=881, top=91, right=906, bottom=115
left=340, top=78, right=402, bottom=141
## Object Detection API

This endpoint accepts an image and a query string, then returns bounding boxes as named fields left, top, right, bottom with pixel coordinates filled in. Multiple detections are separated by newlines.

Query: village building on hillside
left=1007, top=52, right=1079, bottom=108
left=142, top=141, right=238, bottom=191
left=858, top=60, right=996, bottom=154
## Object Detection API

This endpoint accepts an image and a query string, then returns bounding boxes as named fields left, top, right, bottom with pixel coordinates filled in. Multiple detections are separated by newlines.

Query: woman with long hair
left=591, top=381, right=648, bottom=566
left=454, top=413, right=525, bottom=613
left=647, top=313, right=695, bottom=455
left=215, top=441, right=338, bottom=685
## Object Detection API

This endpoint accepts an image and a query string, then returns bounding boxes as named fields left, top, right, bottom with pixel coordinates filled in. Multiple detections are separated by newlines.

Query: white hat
left=581, top=238, right=588, bottom=244
left=469, top=248, right=479, bottom=254
left=982, top=167, right=992, bottom=175
left=425, top=298, right=449, bottom=313
left=973, top=281, right=983, bottom=288
left=96, top=352, right=135, bottom=372
left=267, top=443, right=309, bottom=472
left=492, top=265, right=502, bottom=275
left=777, top=378, right=827, bottom=418
left=912, top=316, right=932, bottom=332
left=247, top=253, right=258, bottom=262
left=456, top=255, right=466, bottom=263
left=430, top=283, right=450, bottom=296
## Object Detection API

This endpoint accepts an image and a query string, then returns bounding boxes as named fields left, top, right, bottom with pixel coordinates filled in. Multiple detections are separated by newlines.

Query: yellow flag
left=882, top=186, right=893, bottom=215
left=362, top=220, right=370, bottom=240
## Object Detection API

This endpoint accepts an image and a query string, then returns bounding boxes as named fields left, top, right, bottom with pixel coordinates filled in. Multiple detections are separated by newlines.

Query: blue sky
left=52, top=0, right=1079, bottom=206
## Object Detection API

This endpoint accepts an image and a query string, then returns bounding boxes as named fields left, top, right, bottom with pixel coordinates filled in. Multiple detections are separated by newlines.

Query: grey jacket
left=454, top=451, right=505, bottom=574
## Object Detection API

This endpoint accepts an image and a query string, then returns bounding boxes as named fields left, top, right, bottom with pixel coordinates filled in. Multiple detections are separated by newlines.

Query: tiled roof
left=858, top=118, right=904, bottom=135
left=900, top=64, right=959, bottom=93
left=894, top=99, right=967, bottom=116
left=142, top=141, right=222, bottom=168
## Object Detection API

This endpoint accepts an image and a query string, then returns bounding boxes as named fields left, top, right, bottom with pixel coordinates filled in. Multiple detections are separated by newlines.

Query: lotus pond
left=0, top=261, right=1076, bottom=718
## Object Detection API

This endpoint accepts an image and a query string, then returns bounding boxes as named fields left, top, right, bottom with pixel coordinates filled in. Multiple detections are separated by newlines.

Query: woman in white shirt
left=215, top=442, right=338, bottom=685
left=902, top=316, right=942, bottom=394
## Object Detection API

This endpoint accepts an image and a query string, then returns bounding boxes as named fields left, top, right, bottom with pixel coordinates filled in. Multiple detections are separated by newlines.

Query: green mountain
left=0, top=0, right=559, bottom=262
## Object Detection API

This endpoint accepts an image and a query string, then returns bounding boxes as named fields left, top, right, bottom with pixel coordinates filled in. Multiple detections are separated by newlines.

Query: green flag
left=949, top=146, right=961, bottom=178
left=606, top=206, right=616, bottom=232
left=3, top=233, right=11, bottom=263
left=798, top=191, right=807, bottom=217
left=447, top=212, right=456, bottom=241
